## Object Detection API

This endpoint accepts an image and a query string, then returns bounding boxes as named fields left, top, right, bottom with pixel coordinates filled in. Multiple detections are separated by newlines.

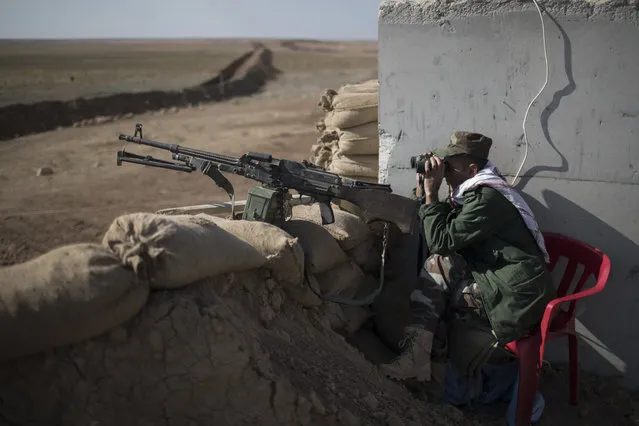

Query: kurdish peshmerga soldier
left=379, top=131, right=556, bottom=390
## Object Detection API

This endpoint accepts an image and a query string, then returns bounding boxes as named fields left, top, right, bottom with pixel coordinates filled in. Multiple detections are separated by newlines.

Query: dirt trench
left=0, top=45, right=281, bottom=141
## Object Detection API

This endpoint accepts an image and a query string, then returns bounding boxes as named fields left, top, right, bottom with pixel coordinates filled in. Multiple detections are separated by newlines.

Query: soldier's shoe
left=379, top=326, right=434, bottom=381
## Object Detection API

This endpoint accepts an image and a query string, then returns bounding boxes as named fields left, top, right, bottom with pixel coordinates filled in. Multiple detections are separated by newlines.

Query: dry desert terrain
left=0, top=39, right=637, bottom=426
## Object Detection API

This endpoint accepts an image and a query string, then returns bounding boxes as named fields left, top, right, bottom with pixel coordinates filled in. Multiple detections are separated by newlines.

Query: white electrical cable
left=510, top=0, right=550, bottom=186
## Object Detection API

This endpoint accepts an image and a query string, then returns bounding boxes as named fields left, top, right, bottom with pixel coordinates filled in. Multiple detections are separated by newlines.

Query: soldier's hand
left=423, top=154, right=444, bottom=195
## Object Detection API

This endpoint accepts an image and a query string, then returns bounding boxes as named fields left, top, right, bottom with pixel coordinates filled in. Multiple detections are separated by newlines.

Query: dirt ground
left=0, top=40, right=637, bottom=426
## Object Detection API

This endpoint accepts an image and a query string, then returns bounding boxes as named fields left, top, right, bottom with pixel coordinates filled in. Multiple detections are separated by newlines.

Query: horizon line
left=0, top=36, right=378, bottom=42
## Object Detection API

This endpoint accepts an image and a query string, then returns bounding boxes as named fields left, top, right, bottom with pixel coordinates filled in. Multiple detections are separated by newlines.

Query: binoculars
left=410, top=153, right=446, bottom=174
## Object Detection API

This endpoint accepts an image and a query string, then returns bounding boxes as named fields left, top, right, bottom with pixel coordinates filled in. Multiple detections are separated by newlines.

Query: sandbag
left=318, top=129, right=340, bottom=143
left=338, top=79, right=379, bottom=95
left=314, top=260, right=366, bottom=297
left=327, top=154, right=379, bottom=179
left=330, top=92, right=378, bottom=111
left=323, top=107, right=378, bottom=130
left=286, top=277, right=323, bottom=308
left=102, top=212, right=267, bottom=289
left=333, top=123, right=379, bottom=156
left=198, top=214, right=305, bottom=287
left=338, top=122, right=379, bottom=141
left=317, top=270, right=377, bottom=334
left=320, top=90, right=378, bottom=112
left=340, top=305, right=373, bottom=334
left=336, top=138, right=378, bottom=156
left=345, top=237, right=374, bottom=267
left=281, top=219, right=348, bottom=274
left=291, top=203, right=371, bottom=250
left=0, top=243, right=149, bottom=361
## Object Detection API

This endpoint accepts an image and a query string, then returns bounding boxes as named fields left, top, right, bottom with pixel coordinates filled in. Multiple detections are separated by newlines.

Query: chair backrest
left=542, top=232, right=611, bottom=318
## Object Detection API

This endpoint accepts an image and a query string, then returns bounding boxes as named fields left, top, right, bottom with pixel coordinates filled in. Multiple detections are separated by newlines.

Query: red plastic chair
left=504, top=232, right=611, bottom=426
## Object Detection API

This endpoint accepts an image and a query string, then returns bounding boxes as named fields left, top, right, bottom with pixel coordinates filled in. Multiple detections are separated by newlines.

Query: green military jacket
left=418, top=186, right=556, bottom=344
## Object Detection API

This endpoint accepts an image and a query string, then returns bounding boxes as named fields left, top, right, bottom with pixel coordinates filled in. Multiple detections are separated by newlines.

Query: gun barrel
left=118, top=134, right=175, bottom=151
left=118, top=134, right=241, bottom=166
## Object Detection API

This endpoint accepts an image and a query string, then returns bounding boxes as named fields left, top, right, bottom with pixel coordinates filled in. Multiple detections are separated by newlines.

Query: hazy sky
left=0, top=0, right=379, bottom=40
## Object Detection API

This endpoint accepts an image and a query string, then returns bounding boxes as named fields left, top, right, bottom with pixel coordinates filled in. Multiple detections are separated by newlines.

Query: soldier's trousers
left=411, top=253, right=500, bottom=379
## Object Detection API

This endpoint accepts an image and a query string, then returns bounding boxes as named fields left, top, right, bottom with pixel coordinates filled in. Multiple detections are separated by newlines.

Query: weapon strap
left=304, top=222, right=389, bottom=307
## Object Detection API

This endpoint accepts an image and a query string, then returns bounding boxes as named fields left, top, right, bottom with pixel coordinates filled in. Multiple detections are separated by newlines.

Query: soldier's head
left=433, top=131, right=492, bottom=188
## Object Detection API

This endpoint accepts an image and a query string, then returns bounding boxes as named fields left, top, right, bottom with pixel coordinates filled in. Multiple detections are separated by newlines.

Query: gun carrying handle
left=318, top=201, right=335, bottom=225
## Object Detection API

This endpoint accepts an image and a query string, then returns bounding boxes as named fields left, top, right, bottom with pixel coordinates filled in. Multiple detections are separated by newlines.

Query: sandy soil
left=0, top=40, right=636, bottom=426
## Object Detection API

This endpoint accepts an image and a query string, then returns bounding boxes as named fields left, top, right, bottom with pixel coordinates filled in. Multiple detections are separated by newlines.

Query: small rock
left=169, top=107, right=178, bottom=113
left=309, top=391, right=326, bottom=415
left=92, top=161, right=102, bottom=168
left=124, top=112, right=134, bottom=118
left=36, top=167, right=53, bottom=176
left=386, top=414, right=405, bottom=426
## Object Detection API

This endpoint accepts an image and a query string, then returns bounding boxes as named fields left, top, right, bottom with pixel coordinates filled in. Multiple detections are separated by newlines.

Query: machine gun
left=115, top=123, right=418, bottom=233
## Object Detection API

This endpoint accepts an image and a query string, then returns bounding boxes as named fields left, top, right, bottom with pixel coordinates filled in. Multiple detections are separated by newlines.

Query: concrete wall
left=378, top=0, right=639, bottom=387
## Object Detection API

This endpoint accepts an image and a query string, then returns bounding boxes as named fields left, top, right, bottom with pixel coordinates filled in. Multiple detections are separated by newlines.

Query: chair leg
left=515, top=332, right=542, bottom=426
left=568, top=333, right=579, bottom=405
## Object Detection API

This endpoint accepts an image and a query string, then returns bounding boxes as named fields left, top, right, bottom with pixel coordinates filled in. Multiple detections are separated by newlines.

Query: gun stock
left=336, top=187, right=419, bottom=234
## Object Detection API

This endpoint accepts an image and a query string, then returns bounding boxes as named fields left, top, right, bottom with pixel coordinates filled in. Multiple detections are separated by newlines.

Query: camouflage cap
left=432, top=131, right=493, bottom=160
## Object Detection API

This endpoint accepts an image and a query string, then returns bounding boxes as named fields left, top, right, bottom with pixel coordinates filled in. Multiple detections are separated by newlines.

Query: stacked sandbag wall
left=0, top=206, right=396, bottom=424
left=310, top=79, right=380, bottom=183
left=0, top=203, right=384, bottom=360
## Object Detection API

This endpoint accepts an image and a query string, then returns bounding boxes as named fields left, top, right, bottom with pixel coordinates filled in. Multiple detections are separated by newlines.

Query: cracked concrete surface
left=0, top=269, right=462, bottom=426
left=379, top=0, right=639, bottom=24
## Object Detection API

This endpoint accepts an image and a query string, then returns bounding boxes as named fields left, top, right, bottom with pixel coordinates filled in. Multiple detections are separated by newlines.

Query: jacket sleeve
left=410, top=186, right=426, bottom=204
left=418, top=186, right=518, bottom=255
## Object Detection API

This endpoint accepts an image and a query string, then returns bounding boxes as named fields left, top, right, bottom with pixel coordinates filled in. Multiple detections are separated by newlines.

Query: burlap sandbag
left=314, top=260, right=366, bottom=297
left=339, top=122, right=379, bottom=140
left=324, top=107, right=378, bottom=130
left=281, top=219, right=348, bottom=274
left=102, top=212, right=267, bottom=289
left=0, top=243, right=149, bottom=361
left=337, top=79, right=379, bottom=95
left=198, top=214, right=305, bottom=287
left=320, top=90, right=378, bottom=112
left=331, top=92, right=378, bottom=111
left=318, top=129, right=340, bottom=144
left=345, top=237, right=374, bottom=267
left=321, top=302, right=371, bottom=334
left=332, top=122, right=379, bottom=156
left=336, top=138, right=378, bottom=156
left=327, top=154, right=379, bottom=179
left=291, top=203, right=371, bottom=250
